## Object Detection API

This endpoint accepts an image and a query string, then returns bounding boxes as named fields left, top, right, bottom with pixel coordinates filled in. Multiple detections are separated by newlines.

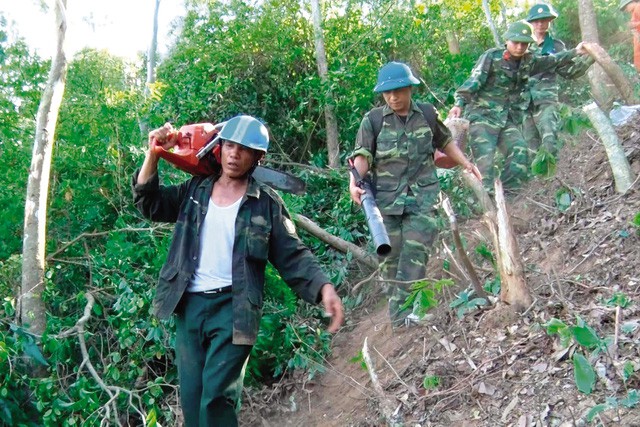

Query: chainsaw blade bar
left=253, top=166, right=306, bottom=195
left=196, top=135, right=221, bottom=160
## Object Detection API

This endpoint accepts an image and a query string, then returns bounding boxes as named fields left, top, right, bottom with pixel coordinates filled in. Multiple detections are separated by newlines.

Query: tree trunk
left=140, top=0, right=161, bottom=136
left=481, top=0, right=502, bottom=48
left=577, top=0, right=618, bottom=111
left=441, top=197, right=487, bottom=298
left=445, top=31, right=460, bottom=55
left=583, top=43, right=639, bottom=105
left=493, top=180, right=533, bottom=311
left=310, top=0, right=340, bottom=168
left=20, top=0, right=69, bottom=337
left=461, top=172, right=532, bottom=312
left=145, top=0, right=160, bottom=97
left=362, top=337, right=403, bottom=427
left=295, top=214, right=378, bottom=269
left=582, top=102, right=635, bottom=193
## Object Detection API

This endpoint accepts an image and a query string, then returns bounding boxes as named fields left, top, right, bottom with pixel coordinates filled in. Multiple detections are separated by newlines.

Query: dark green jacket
left=529, top=34, right=594, bottom=105
left=132, top=171, right=329, bottom=345
left=454, top=48, right=579, bottom=126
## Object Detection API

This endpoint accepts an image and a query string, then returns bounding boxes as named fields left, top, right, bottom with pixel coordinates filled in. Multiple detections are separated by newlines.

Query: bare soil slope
left=242, top=118, right=640, bottom=427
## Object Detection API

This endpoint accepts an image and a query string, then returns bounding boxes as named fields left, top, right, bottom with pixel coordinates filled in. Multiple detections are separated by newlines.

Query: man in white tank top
left=134, top=115, right=343, bottom=426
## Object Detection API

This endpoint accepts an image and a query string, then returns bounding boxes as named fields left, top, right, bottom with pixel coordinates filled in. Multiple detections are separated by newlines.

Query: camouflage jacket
left=351, top=101, right=451, bottom=215
left=454, top=47, right=579, bottom=126
left=529, top=33, right=594, bottom=105
left=132, top=171, right=329, bottom=345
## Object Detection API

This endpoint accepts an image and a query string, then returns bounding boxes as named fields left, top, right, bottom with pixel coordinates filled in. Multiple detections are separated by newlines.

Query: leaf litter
left=241, top=118, right=640, bottom=426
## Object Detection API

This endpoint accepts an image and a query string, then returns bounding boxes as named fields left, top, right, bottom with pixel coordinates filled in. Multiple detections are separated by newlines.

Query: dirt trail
left=242, top=118, right=640, bottom=427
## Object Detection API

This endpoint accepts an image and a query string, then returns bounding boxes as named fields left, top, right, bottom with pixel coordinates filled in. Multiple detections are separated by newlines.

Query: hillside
left=241, top=116, right=640, bottom=426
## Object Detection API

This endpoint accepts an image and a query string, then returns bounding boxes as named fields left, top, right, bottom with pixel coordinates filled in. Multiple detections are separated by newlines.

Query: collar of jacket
left=381, top=100, right=421, bottom=117
left=194, top=174, right=262, bottom=200
left=540, top=33, right=557, bottom=55
left=502, top=49, right=532, bottom=62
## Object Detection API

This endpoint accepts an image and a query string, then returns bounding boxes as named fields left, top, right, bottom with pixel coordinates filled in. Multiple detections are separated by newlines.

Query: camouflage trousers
left=381, top=189, right=439, bottom=325
left=523, top=103, right=561, bottom=157
left=468, top=113, right=530, bottom=191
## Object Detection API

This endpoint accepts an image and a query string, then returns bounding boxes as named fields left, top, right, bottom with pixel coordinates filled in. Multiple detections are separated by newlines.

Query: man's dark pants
left=175, top=291, right=252, bottom=427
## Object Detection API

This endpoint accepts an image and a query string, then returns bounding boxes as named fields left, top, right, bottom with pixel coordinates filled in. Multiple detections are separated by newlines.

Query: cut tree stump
left=494, top=180, right=533, bottom=311
left=461, top=172, right=532, bottom=312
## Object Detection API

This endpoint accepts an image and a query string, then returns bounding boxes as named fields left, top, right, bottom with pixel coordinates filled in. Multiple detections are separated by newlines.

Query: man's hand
left=463, top=161, right=483, bottom=181
left=137, top=123, right=179, bottom=185
left=448, top=106, right=463, bottom=118
left=348, top=156, right=369, bottom=205
left=320, top=284, right=344, bottom=333
left=149, top=122, right=179, bottom=151
left=349, top=182, right=366, bottom=205
left=575, top=41, right=590, bottom=55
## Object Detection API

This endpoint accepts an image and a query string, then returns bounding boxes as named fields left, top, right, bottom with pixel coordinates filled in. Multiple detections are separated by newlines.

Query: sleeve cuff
left=350, top=148, right=373, bottom=168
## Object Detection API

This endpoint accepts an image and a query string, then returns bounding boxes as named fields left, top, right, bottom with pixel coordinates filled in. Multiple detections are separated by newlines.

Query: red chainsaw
left=152, top=122, right=306, bottom=195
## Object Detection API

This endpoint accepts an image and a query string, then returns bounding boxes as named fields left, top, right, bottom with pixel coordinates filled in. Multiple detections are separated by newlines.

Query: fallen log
left=294, top=213, right=378, bottom=269
left=362, top=337, right=403, bottom=427
left=582, top=102, right=635, bottom=194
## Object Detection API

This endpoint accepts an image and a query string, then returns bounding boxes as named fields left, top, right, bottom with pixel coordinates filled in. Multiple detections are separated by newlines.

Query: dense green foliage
left=1, top=0, right=635, bottom=424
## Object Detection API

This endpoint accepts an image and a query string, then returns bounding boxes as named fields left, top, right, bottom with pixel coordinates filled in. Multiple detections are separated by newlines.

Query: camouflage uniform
left=352, top=101, right=451, bottom=324
left=454, top=47, right=580, bottom=189
left=524, top=35, right=594, bottom=156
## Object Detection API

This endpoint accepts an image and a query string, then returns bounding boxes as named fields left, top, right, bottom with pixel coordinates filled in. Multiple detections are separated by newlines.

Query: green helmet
left=526, top=3, right=559, bottom=21
left=373, top=61, right=420, bottom=93
left=219, top=115, right=269, bottom=153
left=619, top=0, right=634, bottom=9
left=502, top=20, right=536, bottom=43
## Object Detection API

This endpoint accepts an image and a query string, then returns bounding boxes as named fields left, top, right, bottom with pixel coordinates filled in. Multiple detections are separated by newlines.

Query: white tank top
left=188, top=196, right=242, bottom=293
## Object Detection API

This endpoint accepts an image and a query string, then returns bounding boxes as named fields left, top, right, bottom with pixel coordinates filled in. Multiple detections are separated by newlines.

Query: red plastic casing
left=151, top=123, right=220, bottom=176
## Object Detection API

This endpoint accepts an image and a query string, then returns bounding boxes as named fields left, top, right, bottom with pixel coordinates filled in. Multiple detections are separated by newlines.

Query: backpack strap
left=416, top=102, right=437, bottom=137
left=367, top=106, right=385, bottom=159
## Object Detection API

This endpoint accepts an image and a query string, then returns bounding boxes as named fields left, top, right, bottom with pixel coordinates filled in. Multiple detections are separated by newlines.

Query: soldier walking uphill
left=133, top=115, right=344, bottom=427
left=449, top=21, right=591, bottom=191
left=524, top=3, right=594, bottom=160
left=348, top=62, right=481, bottom=327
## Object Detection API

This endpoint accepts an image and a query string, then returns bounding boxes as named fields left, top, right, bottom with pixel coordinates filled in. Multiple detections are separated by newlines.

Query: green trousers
left=382, top=187, right=439, bottom=325
left=468, top=113, right=530, bottom=190
left=523, top=103, right=561, bottom=156
left=175, top=292, right=252, bottom=427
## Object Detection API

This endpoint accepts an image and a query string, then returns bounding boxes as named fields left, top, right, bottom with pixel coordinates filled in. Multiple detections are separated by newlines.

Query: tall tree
left=20, top=0, right=68, bottom=336
left=481, top=0, right=502, bottom=47
left=146, top=0, right=160, bottom=97
left=141, top=0, right=161, bottom=135
left=445, top=32, right=461, bottom=55
left=0, top=28, right=48, bottom=260
left=577, top=0, right=617, bottom=110
left=310, top=0, right=340, bottom=168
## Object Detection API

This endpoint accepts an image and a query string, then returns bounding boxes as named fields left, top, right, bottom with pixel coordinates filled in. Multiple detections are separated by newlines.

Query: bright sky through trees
left=1, top=0, right=185, bottom=59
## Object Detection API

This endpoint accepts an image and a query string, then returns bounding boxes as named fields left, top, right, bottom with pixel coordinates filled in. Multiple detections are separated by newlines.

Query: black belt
left=193, top=286, right=232, bottom=295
